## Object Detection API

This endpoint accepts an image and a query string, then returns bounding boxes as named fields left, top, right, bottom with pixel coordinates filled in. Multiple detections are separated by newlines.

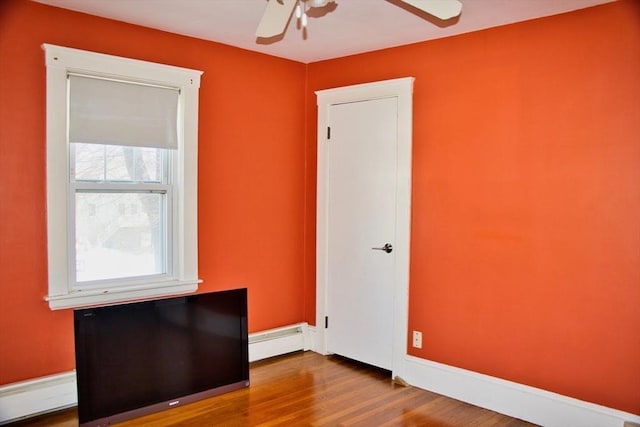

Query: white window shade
left=69, top=75, right=179, bottom=149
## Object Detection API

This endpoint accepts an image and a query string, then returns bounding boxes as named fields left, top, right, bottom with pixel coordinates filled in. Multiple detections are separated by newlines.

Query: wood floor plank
left=11, top=351, right=537, bottom=426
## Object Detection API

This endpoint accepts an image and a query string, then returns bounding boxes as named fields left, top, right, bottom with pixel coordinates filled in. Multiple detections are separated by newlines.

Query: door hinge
left=327, top=126, right=331, bottom=140
left=325, top=316, right=328, bottom=329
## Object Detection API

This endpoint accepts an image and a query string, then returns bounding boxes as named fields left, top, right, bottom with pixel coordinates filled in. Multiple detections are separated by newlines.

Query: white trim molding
left=308, top=318, right=640, bottom=426
left=4, top=326, right=637, bottom=427
left=43, top=44, right=203, bottom=310
left=402, top=355, right=640, bottom=427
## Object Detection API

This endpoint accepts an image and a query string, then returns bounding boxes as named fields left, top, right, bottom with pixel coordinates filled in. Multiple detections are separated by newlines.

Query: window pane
left=74, top=143, right=105, bottom=181
left=106, top=146, right=162, bottom=182
left=73, top=143, right=162, bottom=183
left=140, top=148, right=162, bottom=182
left=75, top=192, right=166, bottom=283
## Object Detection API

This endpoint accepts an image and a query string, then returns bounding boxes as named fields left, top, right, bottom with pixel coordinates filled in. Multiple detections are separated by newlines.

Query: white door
left=325, top=97, right=398, bottom=370
left=316, top=77, right=413, bottom=378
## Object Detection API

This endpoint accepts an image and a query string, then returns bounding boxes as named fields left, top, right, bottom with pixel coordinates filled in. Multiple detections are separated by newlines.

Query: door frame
left=315, top=77, right=414, bottom=378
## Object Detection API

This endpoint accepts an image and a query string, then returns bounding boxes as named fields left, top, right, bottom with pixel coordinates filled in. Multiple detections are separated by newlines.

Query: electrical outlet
left=412, top=330, right=422, bottom=349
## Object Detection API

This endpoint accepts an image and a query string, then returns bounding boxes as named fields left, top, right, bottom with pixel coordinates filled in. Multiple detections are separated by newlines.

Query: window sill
left=45, top=279, right=202, bottom=310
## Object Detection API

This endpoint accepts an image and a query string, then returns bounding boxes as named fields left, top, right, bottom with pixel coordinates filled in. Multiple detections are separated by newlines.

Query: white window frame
left=43, top=44, right=203, bottom=310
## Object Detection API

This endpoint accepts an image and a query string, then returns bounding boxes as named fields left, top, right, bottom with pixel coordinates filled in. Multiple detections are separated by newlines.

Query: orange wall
left=305, top=1, right=640, bottom=414
left=0, top=0, right=306, bottom=385
left=1, top=0, right=639, bottom=417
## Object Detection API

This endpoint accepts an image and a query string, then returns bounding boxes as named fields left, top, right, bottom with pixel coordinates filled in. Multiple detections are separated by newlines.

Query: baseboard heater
left=248, top=322, right=310, bottom=362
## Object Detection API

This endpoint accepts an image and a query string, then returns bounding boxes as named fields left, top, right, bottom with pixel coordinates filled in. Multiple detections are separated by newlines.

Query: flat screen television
left=74, top=289, right=249, bottom=426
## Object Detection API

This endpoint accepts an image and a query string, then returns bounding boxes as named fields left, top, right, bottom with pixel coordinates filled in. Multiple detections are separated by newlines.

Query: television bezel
left=73, top=289, right=249, bottom=427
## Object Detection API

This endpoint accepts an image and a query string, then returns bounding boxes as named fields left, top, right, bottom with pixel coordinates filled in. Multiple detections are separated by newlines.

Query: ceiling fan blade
left=399, top=0, right=462, bottom=20
left=256, top=0, right=298, bottom=38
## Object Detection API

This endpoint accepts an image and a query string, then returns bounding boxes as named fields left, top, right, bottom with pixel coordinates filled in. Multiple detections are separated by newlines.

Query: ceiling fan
left=256, top=0, right=463, bottom=39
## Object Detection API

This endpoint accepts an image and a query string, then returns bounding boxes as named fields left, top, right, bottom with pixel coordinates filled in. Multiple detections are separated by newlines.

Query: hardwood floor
left=13, top=351, right=537, bottom=426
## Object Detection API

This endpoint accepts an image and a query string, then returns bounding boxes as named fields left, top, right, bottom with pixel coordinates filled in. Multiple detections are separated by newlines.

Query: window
left=44, top=44, right=203, bottom=309
left=72, top=143, right=169, bottom=284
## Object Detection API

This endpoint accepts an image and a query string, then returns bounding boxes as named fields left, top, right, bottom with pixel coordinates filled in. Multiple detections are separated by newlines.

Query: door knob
left=371, top=243, right=393, bottom=253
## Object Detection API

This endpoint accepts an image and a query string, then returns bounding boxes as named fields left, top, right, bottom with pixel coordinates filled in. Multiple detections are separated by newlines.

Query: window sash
left=72, top=143, right=166, bottom=184
left=70, top=186, right=174, bottom=288
left=69, top=143, right=174, bottom=288
left=70, top=143, right=170, bottom=185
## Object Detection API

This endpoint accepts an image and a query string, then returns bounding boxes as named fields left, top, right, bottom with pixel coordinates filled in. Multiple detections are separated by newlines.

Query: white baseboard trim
left=0, top=322, right=313, bottom=424
left=402, top=355, right=640, bottom=427
left=307, top=325, right=318, bottom=352
left=5, top=327, right=636, bottom=427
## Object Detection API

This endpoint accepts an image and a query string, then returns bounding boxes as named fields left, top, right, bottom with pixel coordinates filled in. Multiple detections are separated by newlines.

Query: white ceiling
left=34, top=0, right=614, bottom=63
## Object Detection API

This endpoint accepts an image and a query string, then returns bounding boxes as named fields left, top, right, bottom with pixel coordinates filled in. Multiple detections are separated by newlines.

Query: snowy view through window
left=73, top=143, right=167, bottom=283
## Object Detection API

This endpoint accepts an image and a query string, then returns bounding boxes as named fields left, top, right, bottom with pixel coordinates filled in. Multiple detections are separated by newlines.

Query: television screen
left=74, top=289, right=249, bottom=426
